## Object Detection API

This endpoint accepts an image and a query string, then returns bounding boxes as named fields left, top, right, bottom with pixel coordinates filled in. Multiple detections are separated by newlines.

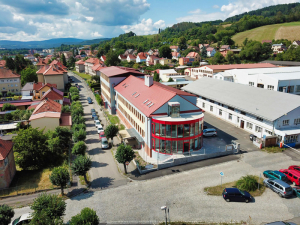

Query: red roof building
left=0, top=138, right=16, bottom=189
left=0, top=60, right=6, bottom=68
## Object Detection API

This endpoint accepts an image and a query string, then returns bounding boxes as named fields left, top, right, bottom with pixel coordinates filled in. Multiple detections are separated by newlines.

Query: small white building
left=272, top=43, right=287, bottom=53
left=183, top=77, right=300, bottom=147
left=206, top=47, right=216, bottom=57
left=213, top=72, right=234, bottom=82
left=159, top=69, right=181, bottom=82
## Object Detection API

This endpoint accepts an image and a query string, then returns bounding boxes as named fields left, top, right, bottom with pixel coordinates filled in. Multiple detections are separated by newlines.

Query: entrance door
left=183, top=142, right=189, bottom=153
left=240, top=120, right=244, bottom=129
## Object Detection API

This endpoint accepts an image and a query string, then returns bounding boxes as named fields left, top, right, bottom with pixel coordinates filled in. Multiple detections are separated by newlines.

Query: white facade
left=190, top=66, right=214, bottom=79
left=213, top=72, right=234, bottom=82
left=207, top=48, right=216, bottom=57
left=159, top=69, right=181, bottom=82
left=136, top=56, right=146, bottom=63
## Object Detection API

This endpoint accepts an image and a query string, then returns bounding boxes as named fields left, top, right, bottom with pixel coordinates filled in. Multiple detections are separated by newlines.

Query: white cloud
left=91, top=31, right=102, bottom=37
left=213, top=5, right=219, bottom=9
left=189, top=9, right=201, bottom=14
left=121, top=18, right=166, bottom=35
left=221, top=0, right=299, bottom=18
left=177, top=12, right=226, bottom=23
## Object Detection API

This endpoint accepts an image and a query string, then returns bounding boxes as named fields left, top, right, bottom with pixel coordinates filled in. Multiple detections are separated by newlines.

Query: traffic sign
left=125, top=161, right=129, bottom=166
left=220, top=172, right=224, bottom=176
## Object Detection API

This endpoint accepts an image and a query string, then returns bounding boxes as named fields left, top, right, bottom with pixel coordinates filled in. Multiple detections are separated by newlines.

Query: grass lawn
left=262, top=146, right=284, bottom=153
left=73, top=70, right=92, bottom=80
left=232, top=22, right=300, bottom=45
left=204, top=176, right=265, bottom=197
left=104, top=110, right=120, bottom=125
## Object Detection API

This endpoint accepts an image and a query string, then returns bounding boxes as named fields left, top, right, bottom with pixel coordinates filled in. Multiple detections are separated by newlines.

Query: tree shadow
left=90, top=177, right=114, bottom=189
left=86, top=130, right=97, bottom=135
left=91, top=161, right=108, bottom=168
left=88, top=147, right=105, bottom=155
left=86, top=139, right=100, bottom=144
left=69, top=189, right=95, bottom=201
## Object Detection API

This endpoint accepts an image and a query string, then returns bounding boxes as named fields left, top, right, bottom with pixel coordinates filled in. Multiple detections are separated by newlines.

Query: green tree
left=71, top=155, right=92, bottom=185
left=73, top=129, right=86, bottom=142
left=153, top=72, right=160, bottom=82
left=31, top=193, right=66, bottom=224
left=159, top=45, right=171, bottom=58
left=167, top=77, right=174, bottom=82
left=115, top=144, right=135, bottom=174
left=72, top=94, right=80, bottom=101
left=2, top=103, right=16, bottom=111
left=105, top=50, right=120, bottom=66
left=54, top=127, right=72, bottom=150
left=69, top=207, right=99, bottom=225
left=214, top=52, right=225, bottom=64
left=72, top=141, right=87, bottom=155
left=103, top=43, right=111, bottom=54
left=104, top=124, right=119, bottom=145
left=192, top=61, right=199, bottom=67
left=178, top=36, right=187, bottom=50
left=13, top=127, right=48, bottom=169
left=201, top=47, right=207, bottom=59
left=34, top=53, right=40, bottom=58
left=5, top=57, right=15, bottom=70
left=0, top=204, right=14, bottom=225
left=20, top=67, right=38, bottom=86
left=226, top=51, right=235, bottom=64
left=222, top=36, right=235, bottom=46
left=132, top=63, right=139, bottom=69
left=62, top=105, right=71, bottom=113
left=236, top=175, right=258, bottom=192
left=49, top=167, right=70, bottom=196
left=72, top=123, right=86, bottom=132
left=60, top=54, right=67, bottom=67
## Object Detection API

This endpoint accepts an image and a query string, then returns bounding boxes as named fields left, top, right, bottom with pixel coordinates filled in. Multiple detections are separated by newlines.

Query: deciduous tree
left=72, top=141, right=87, bottom=155
left=69, top=207, right=99, bottom=225
left=20, top=67, right=38, bottom=86
left=115, top=144, right=135, bottom=174
left=104, top=124, right=119, bottom=145
left=49, top=167, right=70, bottom=196
left=71, top=155, right=92, bottom=185
left=0, top=204, right=14, bottom=225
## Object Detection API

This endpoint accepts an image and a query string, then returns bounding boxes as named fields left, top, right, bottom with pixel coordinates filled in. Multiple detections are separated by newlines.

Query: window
left=256, top=117, right=263, bottom=122
left=183, top=124, right=190, bottom=137
left=15, top=84, right=18, bottom=87
left=190, top=123, right=195, bottom=136
left=265, top=129, right=272, bottom=135
left=296, top=85, right=300, bottom=92
left=166, top=141, right=171, bottom=154
left=2, top=87, right=5, bottom=90
left=294, top=118, right=300, bottom=125
left=267, top=85, right=274, bottom=90
left=195, top=122, right=199, bottom=135
left=171, top=125, right=177, bottom=138
left=177, top=141, right=183, bottom=153
left=285, top=135, right=298, bottom=143
left=255, top=126, right=262, bottom=133
left=241, top=111, right=246, bottom=115
left=278, top=86, right=284, bottom=92
left=155, top=123, right=160, bottom=136
left=287, top=86, right=294, bottom=93
left=1, top=80, right=3, bottom=82
left=10, top=84, right=13, bottom=87
left=219, top=109, right=222, bottom=116
left=166, top=125, right=171, bottom=138
left=283, top=120, right=289, bottom=126
left=249, top=82, right=254, bottom=86
left=177, top=125, right=183, bottom=138
left=160, top=124, right=166, bottom=137
left=202, top=102, right=205, bottom=108
left=155, top=138, right=159, bottom=151
left=228, top=113, right=232, bottom=120
left=246, top=122, right=253, bottom=130
left=210, top=106, right=213, bottom=112
left=172, top=141, right=177, bottom=153
left=160, top=140, right=166, bottom=153
left=168, top=104, right=180, bottom=118
left=228, top=107, right=234, bottom=111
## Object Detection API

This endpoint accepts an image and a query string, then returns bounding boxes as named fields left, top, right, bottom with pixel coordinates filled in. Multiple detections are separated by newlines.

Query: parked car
left=265, top=222, right=297, bottom=225
left=11, top=213, right=32, bottom=225
left=97, top=127, right=104, bottom=133
left=87, top=97, right=91, bottom=101
left=222, top=188, right=251, bottom=203
left=263, top=170, right=288, bottom=182
left=92, top=113, right=97, bottom=119
left=279, top=169, right=300, bottom=185
left=263, top=179, right=293, bottom=198
left=95, top=120, right=101, bottom=127
left=249, top=134, right=257, bottom=141
left=293, top=187, right=300, bottom=198
left=101, top=137, right=109, bottom=149
left=88, top=99, right=93, bottom=104
left=203, top=128, right=217, bottom=137
left=93, top=116, right=99, bottom=121
left=99, top=131, right=106, bottom=140
left=289, top=165, right=300, bottom=173
left=91, top=109, right=95, bottom=113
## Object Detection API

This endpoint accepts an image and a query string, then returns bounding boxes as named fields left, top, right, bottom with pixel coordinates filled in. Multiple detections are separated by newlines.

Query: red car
left=279, top=169, right=300, bottom=186
left=99, top=131, right=106, bottom=140
left=289, top=165, right=300, bottom=173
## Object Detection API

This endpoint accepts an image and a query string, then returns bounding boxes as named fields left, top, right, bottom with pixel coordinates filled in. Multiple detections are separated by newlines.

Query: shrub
left=69, top=207, right=99, bottom=225
left=71, top=95, right=80, bottom=101
left=69, top=87, right=79, bottom=94
left=62, top=105, right=71, bottom=113
left=73, top=129, right=86, bottom=142
left=2, top=103, right=16, bottom=111
left=95, top=94, right=102, bottom=106
left=236, top=175, right=258, bottom=192
left=0, top=204, right=14, bottom=225
left=72, top=123, right=86, bottom=132
left=4, top=113, right=13, bottom=121
left=72, top=141, right=87, bottom=155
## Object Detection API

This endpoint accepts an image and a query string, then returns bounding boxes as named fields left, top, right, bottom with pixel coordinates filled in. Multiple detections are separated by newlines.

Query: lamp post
left=161, top=206, right=168, bottom=225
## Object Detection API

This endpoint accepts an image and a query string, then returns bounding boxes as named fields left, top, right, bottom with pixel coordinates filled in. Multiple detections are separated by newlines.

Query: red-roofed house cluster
left=100, top=67, right=204, bottom=160
left=75, top=57, right=106, bottom=75
left=0, top=68, right=21, bottom=96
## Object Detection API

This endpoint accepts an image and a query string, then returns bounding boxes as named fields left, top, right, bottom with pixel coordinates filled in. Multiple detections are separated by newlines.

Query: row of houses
left=75, top=57, right=106, bottom=76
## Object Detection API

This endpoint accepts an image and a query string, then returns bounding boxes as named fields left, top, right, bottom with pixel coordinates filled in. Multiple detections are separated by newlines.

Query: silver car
left=263, top=178, right=293, bottom=198
left=203, top=128, right=217, bottom=137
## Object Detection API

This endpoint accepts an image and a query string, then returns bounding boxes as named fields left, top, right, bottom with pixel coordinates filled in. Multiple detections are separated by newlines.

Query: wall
left=44, top=75, right=65, bottom=91
left=37, top=74, right=44, bottom=83
left=31, top=117, right=60, bottom=131
left=0, top=78, right=21, bottom=95
left=39, top=86, right=51, bottom=98
left=63, top=73, right=68, bottom=86
left=21, top=90, right=31, bottom=96
left=0, top=150, right=16, bottom=189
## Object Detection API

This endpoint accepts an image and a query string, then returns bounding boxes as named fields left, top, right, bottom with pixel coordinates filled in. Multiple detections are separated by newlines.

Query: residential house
left=118, top=54, right=127, bottom=61
left=36, top=58, right=48, bottom=70
left=178, top=57, right=194, bottom=66
left=147, top=49, right=154, bottom=55
left=63, top=52, right=73, bottom=60
left=206, top=47, right=216, bottom=57
left=84, top=58, right=101, bottom=75
left=292, top=41, right=300, bottom=47
left=186, top=52, right=201, bottom=62
left=190, top=63, right=276, bottom=79
left=172, top=52, right=181, bottom=61
left=21, top=82, right=34, bottom=97
left=184, top=68, right=192, bottom=76
left=188, top=46, right=200, bottom=52
left=159, top=69, right=181, bottom=82
left=170, top=46, right=180, bottom=52
left=183, top=77, right=300, bottom=147
left=75, top=60, right=85, bottom=73
left=136, top=53, right=147, bottom=63
left=0, top=60, right=6, bottom=68
left=40, top=86, right=70, bottom=105
left=36, top=64, right=68, bottom=91
left=199, top=44, right=210, bottom=50
left=29, top=98, right=72, bottom=131
left=100, top=66, right=145, bottom=114
left=124, top=49, right=134, bottom=56
left=0, top=138, right=16, bottom=189
left=33, top=82, right=57, bottom=99
left=100, top=55, right=106, bottom=62
left=159, top=58, right=171, bottom=66
left=91, top=64, right=104, bottom=76
left=114, top=75, right=203, bottom=160
left=272, top=43, right=287, bottom=54
left=146, top=55, right=160, bottom=66
left=161, top=79, right=193, bottom=89
left=50, top=60, right=67, bottom=70
left=0, top=68, right=21, bottom=96
left=220, top=45, right=230, bottom=51
left=127, top=54, right=136, bottom=62
left=220, top=49, right=241, bottom=57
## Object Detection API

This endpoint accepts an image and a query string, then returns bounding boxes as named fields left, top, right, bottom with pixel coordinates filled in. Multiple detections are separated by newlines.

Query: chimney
left=145, top=75, right=153, bottom=87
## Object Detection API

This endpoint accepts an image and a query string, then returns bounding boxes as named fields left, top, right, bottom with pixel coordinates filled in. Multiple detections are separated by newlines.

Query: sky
left=0, top=0, right=299, bottom=41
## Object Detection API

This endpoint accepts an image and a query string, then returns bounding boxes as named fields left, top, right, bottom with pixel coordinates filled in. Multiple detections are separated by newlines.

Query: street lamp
left=161, top=206, right=168, bottom=225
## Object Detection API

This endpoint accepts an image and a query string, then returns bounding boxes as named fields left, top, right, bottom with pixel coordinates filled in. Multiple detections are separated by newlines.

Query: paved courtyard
left=12, top=150, right=300, bottom=224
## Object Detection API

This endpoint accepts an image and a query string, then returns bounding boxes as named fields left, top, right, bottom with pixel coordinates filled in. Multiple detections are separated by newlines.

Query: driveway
left=70, top=73, right=128, bottom=190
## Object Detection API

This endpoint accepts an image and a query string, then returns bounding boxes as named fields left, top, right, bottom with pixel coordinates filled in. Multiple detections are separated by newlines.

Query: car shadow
left=86, top=139, right=100, bottom=144
left=90, top=177, right=114, bottom=189
left=88, top=147, right=105, bottom=155
left=91, top=161, right=108, bottom=168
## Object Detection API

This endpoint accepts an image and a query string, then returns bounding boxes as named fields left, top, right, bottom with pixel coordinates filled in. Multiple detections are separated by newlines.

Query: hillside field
left=232, top=22, right=300, bottom=45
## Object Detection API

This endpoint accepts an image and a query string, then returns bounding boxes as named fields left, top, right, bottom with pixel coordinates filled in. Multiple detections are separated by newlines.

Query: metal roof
left=126, top=128, right=144, bottom=143
left=182, top=77, right=300, bottom=122
left=262, top=60, right=300, bottom=67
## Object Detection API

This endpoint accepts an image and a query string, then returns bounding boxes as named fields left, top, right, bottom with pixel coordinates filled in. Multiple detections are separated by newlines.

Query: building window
left=219, top=109, right=222, bottom=116
left=267, top=85, right=274, bottom=90
left=160, top=124, right=166, bottom=137
left=190, top=123, right=195, bottom=136
left=296, top=85, right=300, bottom=92
left=283, top=120, right=289, bottom=126
left=249, top=82, right=254, bottom=86
left=228, top=107, right=234, bottom=111
left=287, top=86, right=294, bottom=93
left=155, top=123, right=160, bottom=136
left=168, top=104, right=180, bottom=118
left=15, top=84, right=18, bottom=87
left=160, top=140, right=166, bottom=153
left=195, top=122, right=199, bottom=135
left=285, top=135, right=298, bottom=143
left=241, top=111, right=246, bottom=115
left=202, top=102, right=205, bottom=108
left=294, top=118, right=300, bottom=125
left=166, top=141, right=171, bottom=154
left=2, top=87, right=5, bottom=90
left=246, top=122, right=253, bottom=130
left=228, top=113, right=232, bottom=120
left=1, top=80, right=4, bottom=82
left=155, top=138, right=159, bottom=151
left=166, top=125, right=171, bottom=138
left=210, top=106, right=213, bottom=112
left=256, top=117, right=263, bottom=122
left=265, top=129, right=272, bottom=135
left=183, top=124, right=190, bottom=137
left=171, top=125, right=177, bottom=138
left=255, top=126, right=262, bottom=133
left=172, top=141, right=177, bottom=153
left=177, top=125, right=183, bottom=138
left=278, top=86, right=284, bottom=92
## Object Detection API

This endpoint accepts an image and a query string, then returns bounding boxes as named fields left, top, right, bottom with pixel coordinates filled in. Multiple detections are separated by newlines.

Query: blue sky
left=0, top=0, right=298, bottom=41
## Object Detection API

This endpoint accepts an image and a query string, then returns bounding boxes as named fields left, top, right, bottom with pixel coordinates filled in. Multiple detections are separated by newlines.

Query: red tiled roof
left=127, top=54, right=136, bottom=59
left=221, top=45, right=230, bottom=49
left=92, top=63, right=105, bottom=71
left=170, top=46, right=179, bottom=49
left=0, top=60, right=6, bottom=67
left=0, top=102, right=33, bottom=107
left=41, top=87, right=64, bottom=101
left=138, top=55, right=147, bottom=60
left=27, top=104, right=39, bottom=110
left=119, top=54, right=127, bottom=59
left=206, top=47, right=215, bottom=52
left=171, top=52, right=180, bottom=57
left=186, top=52, right=199, bottom=58
left=101, top=56, right=106, bottom=61
left=33, top=82, right=57, bottom=91
left=85, top=58, right=100, bottom=64
left=60, top=113, right=72, bottom=126
left=0, top=139, right=13, bottom=160
left=75, top=60, right=85, bottom=65
left=43, top=65, right=67, bottom=76
left=36, top=58, right=47, bottom=66
left=32, top=98, right=62, bottom=115
left=114, top=76, right=195, bottom=117
left=100, top=66, right=144, bottom=77
left=201, top=63, right=277, bottom=70
left=50, top=60, right=67, bottom=69
left=0, top=68, right=20, bottom=79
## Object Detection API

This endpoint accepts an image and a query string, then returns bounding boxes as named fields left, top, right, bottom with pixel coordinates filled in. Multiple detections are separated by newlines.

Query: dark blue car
left=222, top=188, right=251, bottom=203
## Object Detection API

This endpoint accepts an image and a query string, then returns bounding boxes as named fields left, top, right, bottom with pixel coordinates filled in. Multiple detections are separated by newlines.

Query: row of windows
left=285, top=135, right=298, bottom=143
left=283, top=119, right=300, bottom=126
left=118, top=94, right=145, bottom=123
left=191, top=69, right=213, bottom=74
left=2, top=88, right=18, bottom=92
left=102, top=91, right=111, bottom=104
left=152, top=122, right=202, bottom=138
left=246, top=122, right=263, bottom=133
left=279, top=85, right=300, bottom=93
left=100, top=72, right=109, bottom=83
left=0, top=79, right=19, bottom=83
left=152, top=137, right=202, bottom=154
left=101, top=81, right=110, bottom=94
left=118, top=104, right=145, bottom=137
